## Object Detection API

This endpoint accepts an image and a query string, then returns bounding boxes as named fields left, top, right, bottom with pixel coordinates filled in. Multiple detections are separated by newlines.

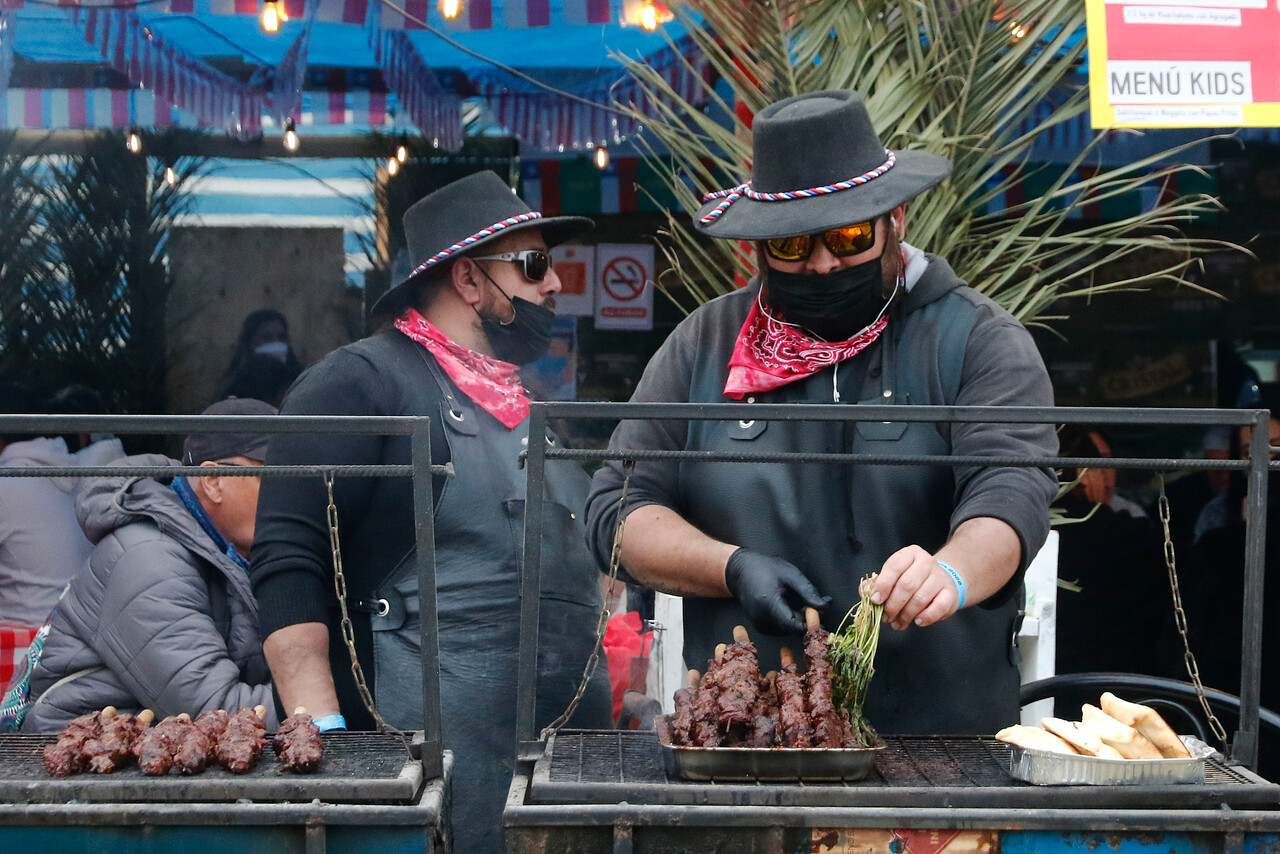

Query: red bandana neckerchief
left=723, top=296, right=889, bottom=399
left=395, top=308, right=529, bottom=429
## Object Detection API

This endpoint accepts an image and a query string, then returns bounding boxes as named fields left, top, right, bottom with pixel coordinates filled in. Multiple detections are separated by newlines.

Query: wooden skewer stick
left=714, top=643, right=727, bottom=663
left=253, top=705, right=268, bottom=719
left=805, top=607, right=821, bottom=630
left=138, top=710, right=155, bottom=725
left=101, top=706, right=117, bottom=719
left=779, top=646, right=794, bottom=669
left=685, top=670, right=701, bottom=689
left=176, top=713, right=191, bottom=721
left=292, top=706, right=309, bottom=716
left=732, top=625, right=750, bottom=644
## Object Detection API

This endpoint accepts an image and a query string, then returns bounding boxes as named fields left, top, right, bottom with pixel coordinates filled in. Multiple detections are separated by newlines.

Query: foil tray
left=1008, top=736, right=1215, bottom=786
left=654, top=715, right=883, bottom=782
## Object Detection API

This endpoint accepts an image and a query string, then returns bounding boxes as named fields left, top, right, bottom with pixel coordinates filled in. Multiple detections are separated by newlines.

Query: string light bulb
left=387, top=157, right=400, bottom=176
left=396, top=145, right=407, bottom=163
left=594, top=146, right=609, bottom=169
left=640, top=0, right=658, bottom=30
left=260, top=0, right=281, bottom=32
left=1009, top=20, right=1027, bottom=39
left=164, top=166, right=176, bottom=185
left=438, top=0, right=461, bottom=20
left=126, top=128, right=142, bottom=154
left=283, top=117, right=299, bottom=152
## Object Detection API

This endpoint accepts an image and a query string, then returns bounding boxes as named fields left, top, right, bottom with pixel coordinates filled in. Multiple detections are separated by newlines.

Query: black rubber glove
left=724, top=548, right=831, bottom=636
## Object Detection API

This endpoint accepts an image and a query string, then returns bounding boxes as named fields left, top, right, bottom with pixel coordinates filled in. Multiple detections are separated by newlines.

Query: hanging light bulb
left=260, top=0, right=281, bottom=33
left=396, top=145, right=407, bottom=163
left=387, top=157, right=400, bottom=176
left=164, top=166, right=176, bottom=185
left=594, top=146, right=609, bottom=170
left=283, top=117, right=300, bottom=152
left=438, top=0, right=461, bottom=20
left=640, top=0, right=658, bottom=30
left=126, top=128, right=142, bottom=154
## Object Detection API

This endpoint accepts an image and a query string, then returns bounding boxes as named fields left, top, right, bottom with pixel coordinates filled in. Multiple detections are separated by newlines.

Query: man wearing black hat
left=586, top=90, right=1059, bottom=735
left=19, top=398, right=279, bottom=732
left=249, top=171, right=611, bottom=852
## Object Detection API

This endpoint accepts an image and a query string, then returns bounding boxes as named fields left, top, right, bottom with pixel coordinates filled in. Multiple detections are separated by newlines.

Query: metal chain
left=1157, top=473, right=1229, bottom=747
left=325, top=472, right=412, bottom=751
left=540, top=459, right=636, bottom=741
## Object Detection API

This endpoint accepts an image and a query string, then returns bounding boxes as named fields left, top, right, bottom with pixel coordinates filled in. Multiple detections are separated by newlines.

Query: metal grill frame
left=0, top=413, right=448, bottom=781
left=0, top=731, right=423, bottom=804
left=517, top=403, right=1278, bottom=770
left=528, top=731, right=1277, bottom=810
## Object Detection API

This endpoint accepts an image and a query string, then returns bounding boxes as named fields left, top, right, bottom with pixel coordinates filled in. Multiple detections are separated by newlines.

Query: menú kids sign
left=1086, top=0, right=1280, bottom=127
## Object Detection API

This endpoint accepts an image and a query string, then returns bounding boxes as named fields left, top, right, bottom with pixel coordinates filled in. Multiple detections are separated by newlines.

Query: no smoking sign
left=594, top=244, right=654, bottom=331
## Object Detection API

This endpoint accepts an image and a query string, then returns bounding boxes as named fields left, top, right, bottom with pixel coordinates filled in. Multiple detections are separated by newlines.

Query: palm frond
left=617, top=0, right=1240, bottom=321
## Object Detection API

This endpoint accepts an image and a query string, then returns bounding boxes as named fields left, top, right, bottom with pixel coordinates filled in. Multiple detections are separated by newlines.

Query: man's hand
left=872, top=545, right=962, bottom=631
left=724, top=548, right=830, bottom=635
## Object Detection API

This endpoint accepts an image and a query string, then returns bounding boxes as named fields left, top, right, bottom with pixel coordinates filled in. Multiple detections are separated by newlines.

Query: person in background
left=215, top=309, right=303, bottom=406
left=0, top=383, right=125, bottom=629
left=1052, top=425, right=1174, bottom=678
left=18, top=398, right=279, bottom=731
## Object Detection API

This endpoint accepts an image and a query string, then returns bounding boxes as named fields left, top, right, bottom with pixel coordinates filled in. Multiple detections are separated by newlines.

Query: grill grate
left=0, top=731, right=423, bottom=805
left=531, top=731, right=1276, bottom=809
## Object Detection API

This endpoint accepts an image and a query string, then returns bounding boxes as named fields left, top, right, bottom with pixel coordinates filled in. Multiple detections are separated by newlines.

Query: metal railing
left=517, top=403, right=1277, bottom=770
left=0, top=413, right=450, bottom=780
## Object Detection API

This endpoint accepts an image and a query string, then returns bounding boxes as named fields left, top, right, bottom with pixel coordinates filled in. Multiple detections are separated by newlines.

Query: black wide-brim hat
left=372, top=170, right=593, bottom=315
left=695, top=89, right=953, bottom=240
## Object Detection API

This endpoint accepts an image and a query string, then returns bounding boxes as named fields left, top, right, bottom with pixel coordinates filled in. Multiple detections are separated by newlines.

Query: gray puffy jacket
left=21, top=455, right=278, bottom=731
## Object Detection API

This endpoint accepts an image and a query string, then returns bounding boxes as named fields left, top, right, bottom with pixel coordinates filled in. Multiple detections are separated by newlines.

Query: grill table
left=0, top=732, right=451, bottom=853
left=505, top=730, right=1280, bottom=853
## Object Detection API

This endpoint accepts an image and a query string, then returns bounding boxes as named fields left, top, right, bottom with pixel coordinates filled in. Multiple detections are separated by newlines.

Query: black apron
left=366, top=383, right=611, bottom=853
left=679, top=325, right=1023, bottom=735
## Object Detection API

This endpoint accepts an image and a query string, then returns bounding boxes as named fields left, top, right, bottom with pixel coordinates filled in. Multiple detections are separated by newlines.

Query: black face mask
left=476, top=272, right=556, bottom=365
left=766, top=256, right=891, bottom=341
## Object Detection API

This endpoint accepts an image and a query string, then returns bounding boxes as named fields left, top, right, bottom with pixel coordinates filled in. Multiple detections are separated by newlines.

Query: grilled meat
left=272, top=711, right=323, bottom=773
left=805, top=625, right=855, bottom=749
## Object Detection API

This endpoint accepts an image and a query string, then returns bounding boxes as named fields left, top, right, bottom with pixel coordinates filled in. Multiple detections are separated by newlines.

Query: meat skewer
left=87, top=707, right=153, bottom=774
left=42, top=710, right=105, bottom=777
left=775, top=647, right=813, bottom=748
left=746, top=670, right=780, bottom=747
left=194, top=709, right=230, bottom=741
left=804, top=608, right=855, bottom=748
left=216, top=705, right=269, bottom=774
left=713, top=625, right=761, bottom=731
left=670, top=670, right=700, bottom=746
left=273, top=706, right=324, bottom=773
left=136, top=713, right=194, bottom=776
left=690, top=644, right=728, bottom=747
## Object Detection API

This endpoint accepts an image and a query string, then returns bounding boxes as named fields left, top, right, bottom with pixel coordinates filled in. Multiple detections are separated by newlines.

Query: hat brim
left=372, top=214, right=594, bottom=316
left=694, top=150, right=952, bottom=240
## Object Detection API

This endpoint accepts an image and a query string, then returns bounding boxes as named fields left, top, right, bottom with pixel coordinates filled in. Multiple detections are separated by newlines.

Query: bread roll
left=1099, top=692, right=1191, bottom=759
left=1041, top=717, right=1125, bottom=759
left=1081, top=704, right=1163, bottom=760
left=996, top=725, right=1079, bottom=756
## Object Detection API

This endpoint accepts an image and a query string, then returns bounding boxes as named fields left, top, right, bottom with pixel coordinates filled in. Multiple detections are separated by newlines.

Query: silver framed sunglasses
left=469, top=249, right=552, bottom=282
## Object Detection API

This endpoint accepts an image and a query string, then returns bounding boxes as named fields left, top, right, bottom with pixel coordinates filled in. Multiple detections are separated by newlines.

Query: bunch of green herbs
left=829, top=574, right=884, bottom=746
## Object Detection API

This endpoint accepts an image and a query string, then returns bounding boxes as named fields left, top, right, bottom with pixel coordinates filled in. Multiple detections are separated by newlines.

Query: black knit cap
left=183, top=398, right=277, bottom=464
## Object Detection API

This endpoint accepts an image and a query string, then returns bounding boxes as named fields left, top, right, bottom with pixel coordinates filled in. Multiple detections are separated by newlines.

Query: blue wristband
left=936, top=560, right=966, bottom=609
left=312, top=714, right=347, bottom=732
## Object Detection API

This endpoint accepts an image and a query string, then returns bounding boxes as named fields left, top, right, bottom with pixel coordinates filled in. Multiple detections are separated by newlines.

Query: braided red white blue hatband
left=699, top=150, right=897, bottom=224
left=408, top=211, right=544, bottom=278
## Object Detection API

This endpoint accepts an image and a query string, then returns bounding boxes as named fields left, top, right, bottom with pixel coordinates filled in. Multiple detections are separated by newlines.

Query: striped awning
left=0, top=0, right=622, bottom=30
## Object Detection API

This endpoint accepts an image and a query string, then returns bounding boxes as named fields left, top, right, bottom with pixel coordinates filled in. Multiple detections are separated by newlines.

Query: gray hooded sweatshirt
left=22, top=455, right=277, bottom=731
left=0, top=436, right=124, bottom=626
